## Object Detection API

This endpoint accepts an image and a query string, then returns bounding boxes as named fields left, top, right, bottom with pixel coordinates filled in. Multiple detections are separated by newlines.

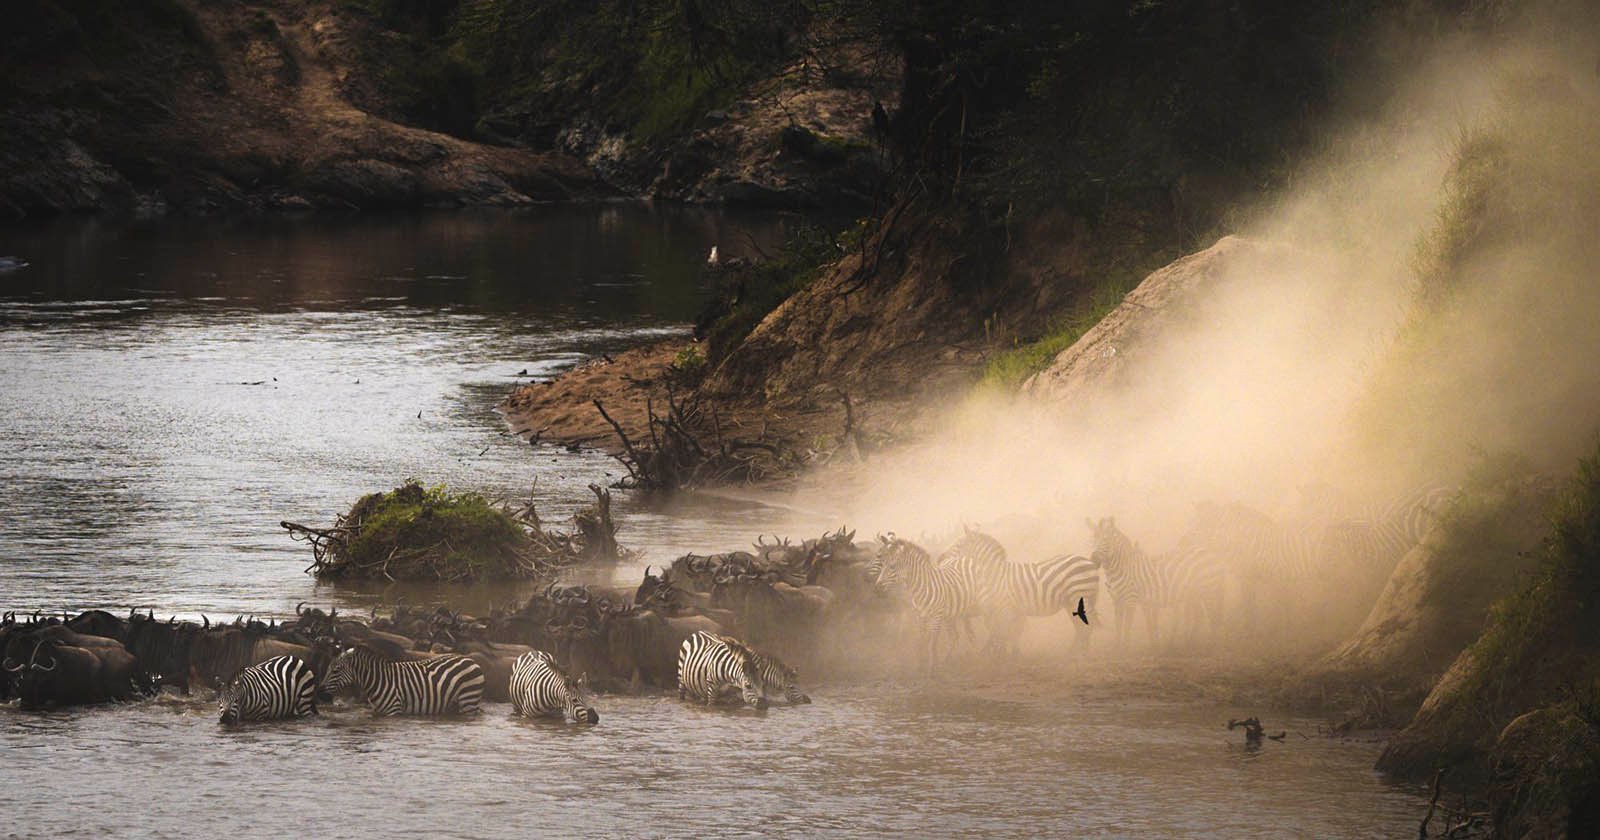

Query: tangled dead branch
left=594, top=389, right=798, bottom=491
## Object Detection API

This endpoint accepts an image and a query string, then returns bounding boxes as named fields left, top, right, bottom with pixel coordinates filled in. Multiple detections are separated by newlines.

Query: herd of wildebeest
left=2, top=484, right=1470, bottom=723
left=1, top=528, right=888, bottom=722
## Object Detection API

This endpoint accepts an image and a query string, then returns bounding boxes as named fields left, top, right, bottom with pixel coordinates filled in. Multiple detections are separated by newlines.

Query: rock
left=304, top=159, right=420, bottom=206
left=1486, top=706, right=1600, bottom=838
left=779, top=124, right=820, bottom=156
left=1023, top=236, right=1289, bottom=409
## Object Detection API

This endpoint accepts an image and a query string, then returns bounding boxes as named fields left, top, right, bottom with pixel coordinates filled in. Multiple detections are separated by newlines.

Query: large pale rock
left=1022, top=235, right=1284, bottom=406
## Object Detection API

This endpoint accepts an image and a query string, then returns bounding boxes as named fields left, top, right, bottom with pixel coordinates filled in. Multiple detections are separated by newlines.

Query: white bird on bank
left=707, top=245, right=720, bottom=266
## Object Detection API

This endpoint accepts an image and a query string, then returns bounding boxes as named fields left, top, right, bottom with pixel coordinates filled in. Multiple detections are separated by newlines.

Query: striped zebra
left=871, top=535, right=986, bottom=670
left=939, top=530, right=1100, bottom=655
left=1181, top=501, right=1322, bottom=631
left=509, top=651, right=599, bottom=724
left=217, top=655, right=318, bottom=723
left=323, top=644, right=485, bottom=716
left=677, top=631, right=768, bottom=709
left=1086, top=516, right=1224, bottom=647
left=751, top=651, right=810, bottom=705
left=1340, top=485, right=1460, bottom=569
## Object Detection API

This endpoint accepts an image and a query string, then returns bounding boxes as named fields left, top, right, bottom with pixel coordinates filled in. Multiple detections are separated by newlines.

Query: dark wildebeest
left=188, top=621, right=327, bottom=690
left=604, top=609, right=726, bottom=692
left=65, top=610, right=130, bottom=642
left=6, top=632, right=145, bottom=708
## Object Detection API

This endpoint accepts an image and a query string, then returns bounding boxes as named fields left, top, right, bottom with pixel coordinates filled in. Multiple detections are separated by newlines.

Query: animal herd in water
left=1, top=485, right=1459, bottom=724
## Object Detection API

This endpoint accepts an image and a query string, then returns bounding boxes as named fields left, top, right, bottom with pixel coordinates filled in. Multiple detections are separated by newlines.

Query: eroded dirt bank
left=1, top=0, right=604, bottom=217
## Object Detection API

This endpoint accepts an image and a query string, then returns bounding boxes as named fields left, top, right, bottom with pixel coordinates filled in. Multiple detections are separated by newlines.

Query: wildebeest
left=5, top=631, right=146, bottom=708
left=65, top=609, right=131, bottom=642
left=604, top=609, right=727, bottom=692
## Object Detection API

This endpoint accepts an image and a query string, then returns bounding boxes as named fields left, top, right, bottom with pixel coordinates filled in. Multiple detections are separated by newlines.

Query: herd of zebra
left=868, top=485, right=1460, bottom=667
left=215, top=630, right=807, bottom=723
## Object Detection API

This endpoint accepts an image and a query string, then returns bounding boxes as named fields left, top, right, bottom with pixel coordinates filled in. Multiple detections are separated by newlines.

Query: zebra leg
left=989, top=614, right=1023, bottom=659
left=1071, top=617, right=1092, bottom=653
left=924, top=618, right=946, bottom=674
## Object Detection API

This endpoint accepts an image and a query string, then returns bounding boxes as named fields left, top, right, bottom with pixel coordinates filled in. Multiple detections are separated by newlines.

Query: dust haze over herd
left=834, top=11, right=1600, bottom=648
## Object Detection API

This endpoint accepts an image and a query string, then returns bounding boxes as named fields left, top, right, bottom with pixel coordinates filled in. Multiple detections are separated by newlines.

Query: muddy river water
left=0, top=208, right=1422, bottom=836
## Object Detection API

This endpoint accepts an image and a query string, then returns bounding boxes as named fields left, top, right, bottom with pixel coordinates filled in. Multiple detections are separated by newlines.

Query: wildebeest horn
left=643, top=565, right=654, bottom=579
left=2, top=657, right=21, bottom=672
left=169, top=615, right=176, bottom=625
left=202, top=615, right=210, bottom=629
left=297, top=602, right=306, bottom=616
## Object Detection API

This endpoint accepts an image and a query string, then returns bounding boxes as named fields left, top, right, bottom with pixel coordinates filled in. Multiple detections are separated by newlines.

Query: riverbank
left=1, top=0, right=891, bottom=219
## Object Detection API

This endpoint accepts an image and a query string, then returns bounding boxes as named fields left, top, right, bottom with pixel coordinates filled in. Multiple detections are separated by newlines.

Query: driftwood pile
left=593, top=390, right=798, bottom=491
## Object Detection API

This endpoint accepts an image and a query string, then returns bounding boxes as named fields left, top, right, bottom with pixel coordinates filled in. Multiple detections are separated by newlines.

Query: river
left=0, top=208, right=1423, bottom=837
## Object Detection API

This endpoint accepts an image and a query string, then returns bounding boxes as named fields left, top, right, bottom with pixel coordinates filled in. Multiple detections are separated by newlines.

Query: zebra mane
left=718, top=635, right=759, bottom=663
left=884, top=538, right=931, bottom=563
left=355, top=637, right=411, bottom=661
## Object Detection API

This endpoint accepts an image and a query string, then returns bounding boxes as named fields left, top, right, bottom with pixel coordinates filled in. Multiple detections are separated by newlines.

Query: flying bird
left=1072, top=597, right=1089, bottom=625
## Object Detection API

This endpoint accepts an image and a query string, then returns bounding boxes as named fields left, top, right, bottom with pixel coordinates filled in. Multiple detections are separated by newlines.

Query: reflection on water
left=0, top=209, right=1421, bottom=836
left=0, top=206, right=822, bottom=617
left=0, top=672, right=1422, bottom=838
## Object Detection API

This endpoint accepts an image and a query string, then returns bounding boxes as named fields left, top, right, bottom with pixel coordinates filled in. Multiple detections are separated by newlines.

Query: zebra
left=676, top=631, right=768, bottom=709
left=217, top=655, right=318, bottom=723
left=938, top=530, right=1100, bottom=656
left=871, top=535, right=987, bottom=670
left=1309, top=484, right=1460, bottom=597
left=750, top=651, right=810, bottom=705
left=322, top=644, right=485, bottom=716
left=509, top=651, right=599, bottom=724
left=1181, top=501, right=1323, bottom=631
left=1086, top=516, right=1224, bottom=647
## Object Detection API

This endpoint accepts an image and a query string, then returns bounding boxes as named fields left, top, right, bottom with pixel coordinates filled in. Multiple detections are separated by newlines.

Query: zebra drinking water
left=217, top=654, right=318, bottom=723
left=676, top=631, right=768, bottom=709
left=509, top=651, right=599, bottom=724
left=938, top=530, right=1100, bottom=656
left=322, top=644, right=485, bottom=716
left=750, top=650, right=810, bottom=705
left=1086, top=516, right=1224, bottom=647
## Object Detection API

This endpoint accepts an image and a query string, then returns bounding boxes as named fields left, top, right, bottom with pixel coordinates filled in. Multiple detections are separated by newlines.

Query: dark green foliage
left=1, top=0, right=219, bottom=103
left=320, top=480, right=533, bottom=581
left=449, top=0, right=809, bottom=141
left=1385, top=444, right=1600, bottom=781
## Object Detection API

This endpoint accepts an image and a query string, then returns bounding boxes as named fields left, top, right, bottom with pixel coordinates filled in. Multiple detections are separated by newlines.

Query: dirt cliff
left=0, top=0, right=601, bottom=218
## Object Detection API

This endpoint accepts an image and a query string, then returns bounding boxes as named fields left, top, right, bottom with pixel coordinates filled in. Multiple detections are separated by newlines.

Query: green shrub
left=316, top=480, right=535, bottom=582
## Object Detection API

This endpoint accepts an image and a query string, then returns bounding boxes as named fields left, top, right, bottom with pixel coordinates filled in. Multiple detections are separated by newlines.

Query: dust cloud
left=826, top=5, right=1600, bottom=646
